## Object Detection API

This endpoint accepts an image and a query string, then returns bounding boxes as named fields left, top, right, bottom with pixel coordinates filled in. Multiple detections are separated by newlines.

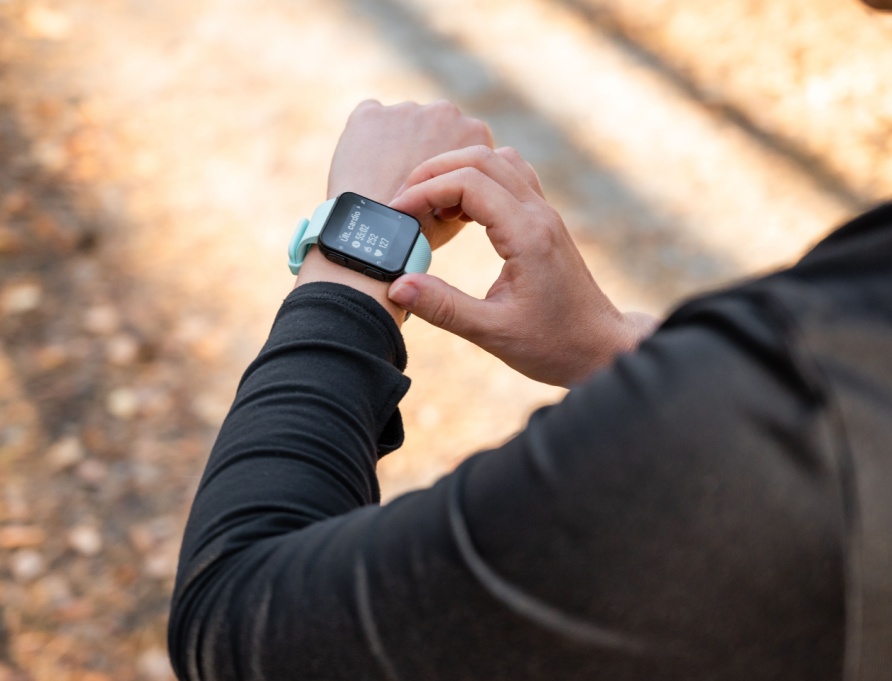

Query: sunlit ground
left=1, top=0, right=890, bottom=678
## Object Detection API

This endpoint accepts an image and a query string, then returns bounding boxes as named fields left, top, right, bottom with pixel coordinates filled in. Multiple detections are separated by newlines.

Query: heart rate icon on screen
left=374, top=249, right=383, bottom=257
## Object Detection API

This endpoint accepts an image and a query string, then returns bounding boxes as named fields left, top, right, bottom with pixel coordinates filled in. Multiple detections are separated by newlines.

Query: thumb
left=388, top=273, right=486, bottom=339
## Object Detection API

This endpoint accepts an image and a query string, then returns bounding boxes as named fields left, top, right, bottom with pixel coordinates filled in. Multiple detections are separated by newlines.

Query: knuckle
left=430, top=294, right=456, bottom=329
left=429, top=98, right=459, bottom=113
left=456, top=165, right=484, bottom=184
left=468, top=144, right=496, bottom=164
left=349, top=99, right=382, bottom=121
left=532, top=206, right=564, bottom=250
left=471, top=119, right=495, bottom=145
left=535, top=203, right=560, bottom=227
left=354, top=98, right=381, bottom=113
left=461, top=116, right=492, bottom=141
left=496, top=145, right=521, bottom=161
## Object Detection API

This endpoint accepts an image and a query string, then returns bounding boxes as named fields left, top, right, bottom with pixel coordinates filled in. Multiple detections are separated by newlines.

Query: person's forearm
left=168, top=283, right=409, bottom=680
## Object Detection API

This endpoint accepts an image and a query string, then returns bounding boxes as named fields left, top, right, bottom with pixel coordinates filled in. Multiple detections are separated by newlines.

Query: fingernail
left=389, top=281, right=419, bottom=309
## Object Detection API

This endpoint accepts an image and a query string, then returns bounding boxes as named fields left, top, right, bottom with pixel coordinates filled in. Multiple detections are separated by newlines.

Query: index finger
left=398, top=146, right=541, bottom=205
left=391, top=167, right=532, bottom=261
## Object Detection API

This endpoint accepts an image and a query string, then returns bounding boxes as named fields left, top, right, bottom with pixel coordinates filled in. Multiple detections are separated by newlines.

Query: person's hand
left=387, top=146, right=658, bottom=387
left=327, top=99, right=493, bottom=249
left=296, top=100, right=493, bottom=327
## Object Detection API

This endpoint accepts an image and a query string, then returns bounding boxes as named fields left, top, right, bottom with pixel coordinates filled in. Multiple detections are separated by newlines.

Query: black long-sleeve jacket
left=169, top=205, right=892, bottom=681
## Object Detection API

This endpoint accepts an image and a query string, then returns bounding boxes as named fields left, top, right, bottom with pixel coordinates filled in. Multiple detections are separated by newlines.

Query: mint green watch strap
left=288, top=199, right=432, bottom=276
left=288, top=199, right=336, bottom=275
left=405, top=233, right=432, bottom=274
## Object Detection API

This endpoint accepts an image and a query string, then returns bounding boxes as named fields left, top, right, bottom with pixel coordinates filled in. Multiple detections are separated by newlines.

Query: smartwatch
left=288, top=192, right=431, bottom=282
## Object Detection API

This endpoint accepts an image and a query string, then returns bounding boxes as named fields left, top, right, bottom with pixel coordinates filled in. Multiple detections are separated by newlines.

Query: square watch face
left=318, top=192, right=421, bottom=274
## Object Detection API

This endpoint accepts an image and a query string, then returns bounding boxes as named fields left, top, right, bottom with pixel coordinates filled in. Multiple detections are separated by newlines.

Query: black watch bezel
left=317, top=192, right=421, bottom=282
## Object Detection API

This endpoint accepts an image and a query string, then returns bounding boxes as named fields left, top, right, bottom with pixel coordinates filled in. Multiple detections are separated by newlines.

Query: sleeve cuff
left=277, top=282, right=410, bottom=456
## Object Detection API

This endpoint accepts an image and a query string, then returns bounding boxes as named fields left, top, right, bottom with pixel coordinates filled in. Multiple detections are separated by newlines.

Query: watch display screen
left=319, top=192, right=420, bottom=274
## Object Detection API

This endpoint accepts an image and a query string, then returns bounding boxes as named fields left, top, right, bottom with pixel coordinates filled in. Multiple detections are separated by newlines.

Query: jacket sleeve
left=168, top=282, right=845, bottom=681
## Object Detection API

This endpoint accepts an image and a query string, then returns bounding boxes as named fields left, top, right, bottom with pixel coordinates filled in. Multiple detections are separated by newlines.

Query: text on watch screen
left=335, top=203, right=401, bottom=263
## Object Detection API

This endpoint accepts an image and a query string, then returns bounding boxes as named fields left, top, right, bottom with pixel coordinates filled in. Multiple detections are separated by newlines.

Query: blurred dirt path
left=0, top=0, right=890, bottom=679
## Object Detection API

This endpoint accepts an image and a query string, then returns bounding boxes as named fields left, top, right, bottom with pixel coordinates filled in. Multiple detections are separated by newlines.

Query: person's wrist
left=294, top=248, right=407, bottom=326
left=620, top=311, right=660, bottom=351
left=560, top=310, right=659, bottom=387
left=327, top=180, right=395, bottom=206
